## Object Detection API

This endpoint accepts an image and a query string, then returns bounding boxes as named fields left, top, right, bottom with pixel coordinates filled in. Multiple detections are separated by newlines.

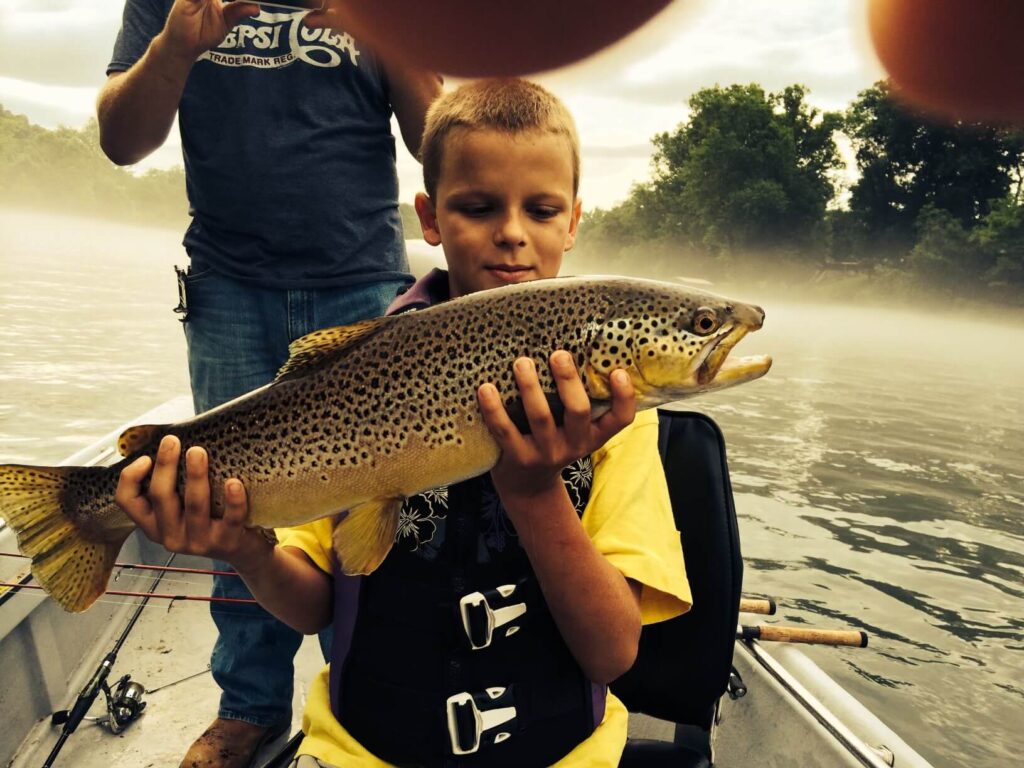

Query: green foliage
left=845, top=82, right=1023, bottom=256
left=0, top=105, right=188, bottom=228
left=575, top=80, right=1023, bottom=305
left=577, top=83, right=842, bottom=271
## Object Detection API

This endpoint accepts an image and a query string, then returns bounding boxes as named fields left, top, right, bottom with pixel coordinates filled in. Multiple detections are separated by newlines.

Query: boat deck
left=8, top=562, right=324, bottom=768
left=1, top=397, right=934, bottom=768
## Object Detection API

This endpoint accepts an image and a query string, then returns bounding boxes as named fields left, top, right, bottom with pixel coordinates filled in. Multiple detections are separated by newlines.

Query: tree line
left=0, top=104, right=423, bottom=236
left=574, top=82, right=1024, bottom=305
left=0, top=105, right=191, bottom=228
left=4, top=86, right=1023, bottom=304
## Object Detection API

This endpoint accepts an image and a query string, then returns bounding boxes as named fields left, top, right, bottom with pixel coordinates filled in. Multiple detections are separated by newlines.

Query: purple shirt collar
left=386, top=268, right=450, bottom=315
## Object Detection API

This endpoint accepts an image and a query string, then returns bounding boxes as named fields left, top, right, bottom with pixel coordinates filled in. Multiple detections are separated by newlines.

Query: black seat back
left=610, top=409, right=743, bottom=727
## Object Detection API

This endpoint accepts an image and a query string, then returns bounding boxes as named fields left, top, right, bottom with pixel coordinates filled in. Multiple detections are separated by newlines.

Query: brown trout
left=0, top=276, right=771, bottom=612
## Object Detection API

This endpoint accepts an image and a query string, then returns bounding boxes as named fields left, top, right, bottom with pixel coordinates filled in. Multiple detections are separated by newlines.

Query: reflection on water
left=690, top=301, right=1024, bottom=767
left=2, top=209, right=1023, bottom=767
left=0, top=208, right=191, bottom=462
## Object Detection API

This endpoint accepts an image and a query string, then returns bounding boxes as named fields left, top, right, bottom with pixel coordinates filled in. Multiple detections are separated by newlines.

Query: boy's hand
left=478, top=351, right=635, bottom=503
left=115, top=435, right=270, bottom=569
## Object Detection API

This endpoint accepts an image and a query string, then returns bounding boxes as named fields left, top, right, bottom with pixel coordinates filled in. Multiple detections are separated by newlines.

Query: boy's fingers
left=148, top=436, right=184, bottom=543
left=477, top=383, right=520, bottom=449
left=549, top=351, right=590, bottom=442
left=115, top=456, right=159, bottom=539
left=221, top=479, right=249, bottom=528
left=594, top=369, right=636, bottom=442
left=183, top=446, right=212, bottom=545
left=148, top=435, right=181, bottom=506
left=515, top=358, right=557, bottom=444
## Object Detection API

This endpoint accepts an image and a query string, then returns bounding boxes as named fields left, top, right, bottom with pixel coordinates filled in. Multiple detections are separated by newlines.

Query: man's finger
left=222, top=2, right=260, bottom=29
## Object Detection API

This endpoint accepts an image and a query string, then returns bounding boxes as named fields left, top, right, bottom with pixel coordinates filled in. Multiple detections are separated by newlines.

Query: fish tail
left=0, top=464, right=133, bottom=613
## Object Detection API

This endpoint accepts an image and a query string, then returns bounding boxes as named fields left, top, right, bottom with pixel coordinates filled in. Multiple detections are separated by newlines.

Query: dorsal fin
left=274, top=316, right=393, bottom=384
left=116, top=424, right=163, bottom=457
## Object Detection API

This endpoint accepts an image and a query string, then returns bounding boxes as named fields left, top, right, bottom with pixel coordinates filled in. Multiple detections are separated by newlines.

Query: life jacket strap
left=446, top=686, right=517, bottom=755
left=459, top=582, right=527, bottom=650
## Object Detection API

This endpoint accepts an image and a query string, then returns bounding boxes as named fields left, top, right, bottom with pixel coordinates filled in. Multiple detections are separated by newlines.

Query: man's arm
left=115, top=435, right=333, bottom=634
left=478, top=352, right=642, bottom=684
left=97, top=0, right=258, bottom=165
left=382, top=59, right=443, bottom=158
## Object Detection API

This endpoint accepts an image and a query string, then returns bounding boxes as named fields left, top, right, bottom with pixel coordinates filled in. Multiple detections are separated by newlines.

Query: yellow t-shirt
left=277, top=408, right=691, bottom=767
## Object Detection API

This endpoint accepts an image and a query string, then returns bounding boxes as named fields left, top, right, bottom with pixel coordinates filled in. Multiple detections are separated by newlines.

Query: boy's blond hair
left=420, top=78, right=580, bottom=199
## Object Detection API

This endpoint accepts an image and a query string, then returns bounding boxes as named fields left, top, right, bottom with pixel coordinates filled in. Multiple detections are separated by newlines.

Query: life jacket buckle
left=459, top=584, right=527, bottom=650
left=445, top=686, right=517, bottom=755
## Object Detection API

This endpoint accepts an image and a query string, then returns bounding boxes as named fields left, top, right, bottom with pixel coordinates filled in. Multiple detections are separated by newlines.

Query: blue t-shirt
left=108, top=0, right=412, bottom=290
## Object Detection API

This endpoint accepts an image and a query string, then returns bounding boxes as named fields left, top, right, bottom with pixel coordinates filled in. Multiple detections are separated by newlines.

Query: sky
left=0, top=0, right=886, bottom=210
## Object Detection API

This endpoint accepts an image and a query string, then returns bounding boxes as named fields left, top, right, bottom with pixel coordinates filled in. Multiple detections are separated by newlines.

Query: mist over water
left=1, top=208, right=1022, bottom=767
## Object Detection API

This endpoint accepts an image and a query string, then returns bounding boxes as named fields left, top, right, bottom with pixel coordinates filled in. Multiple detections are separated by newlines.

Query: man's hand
left=115, top=435, right=270, bottom=569
left=478, top=351, right=635, bottom=505
left=160, top=0, right=260, bottom=62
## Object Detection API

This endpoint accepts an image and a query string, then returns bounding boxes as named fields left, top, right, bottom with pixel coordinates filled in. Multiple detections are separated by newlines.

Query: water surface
left=1, top=208, right=1022, bottom=767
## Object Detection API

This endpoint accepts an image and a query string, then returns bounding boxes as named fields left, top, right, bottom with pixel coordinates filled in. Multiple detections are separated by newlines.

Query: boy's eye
left=530, top=206, right=561, bottom=219
left=459, top=204, right=492, bottom=217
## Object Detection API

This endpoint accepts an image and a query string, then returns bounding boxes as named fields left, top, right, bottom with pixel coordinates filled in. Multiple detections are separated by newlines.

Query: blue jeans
left=181, top=259, right=409, bottom=727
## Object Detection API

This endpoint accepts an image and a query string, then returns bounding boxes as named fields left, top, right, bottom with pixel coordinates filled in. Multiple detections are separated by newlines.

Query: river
left=1, top=208, right=1022, bottom=767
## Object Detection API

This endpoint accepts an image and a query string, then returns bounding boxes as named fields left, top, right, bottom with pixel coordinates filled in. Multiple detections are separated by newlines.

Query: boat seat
left=263, top=410, right=741, bottom=768
left=619, top=739, right=711, bottom=768
left=612, top=409, right=744, bottom=766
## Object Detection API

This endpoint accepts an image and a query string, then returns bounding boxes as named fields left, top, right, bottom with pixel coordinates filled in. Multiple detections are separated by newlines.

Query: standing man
left=97, top=2, right=441, bottom=766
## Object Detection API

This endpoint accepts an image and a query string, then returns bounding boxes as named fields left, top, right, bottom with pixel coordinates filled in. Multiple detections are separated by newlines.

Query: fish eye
left=691, top=308, right=719, bottom=336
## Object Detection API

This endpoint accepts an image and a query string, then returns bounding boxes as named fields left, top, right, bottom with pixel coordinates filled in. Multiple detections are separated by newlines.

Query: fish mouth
left=697, top=324, right=772, bottom=387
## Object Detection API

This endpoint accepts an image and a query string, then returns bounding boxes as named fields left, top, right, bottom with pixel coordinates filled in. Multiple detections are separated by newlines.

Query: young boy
left=117, top=78, right=691, bottom=768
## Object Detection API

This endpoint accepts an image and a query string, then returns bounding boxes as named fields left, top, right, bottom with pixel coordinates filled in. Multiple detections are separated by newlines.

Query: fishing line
left=0, top=590, right=273, bottom=620
left=0, top=552, right=242, bottom=577
left=41, top=553, right=176, bottom=768
left=0, top=582, right=258, bottom=606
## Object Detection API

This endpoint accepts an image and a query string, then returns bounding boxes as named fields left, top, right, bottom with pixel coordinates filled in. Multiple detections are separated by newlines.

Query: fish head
left=585, top=279, right=772, bottom=407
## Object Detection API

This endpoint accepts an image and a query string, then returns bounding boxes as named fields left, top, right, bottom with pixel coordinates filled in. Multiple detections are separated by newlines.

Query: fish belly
left=245, top=420, right=500, bottom=529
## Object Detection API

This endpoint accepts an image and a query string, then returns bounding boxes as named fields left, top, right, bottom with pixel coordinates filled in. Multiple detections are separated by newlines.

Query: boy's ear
left=563, top=198, right=584, bottom=252
left=414, top=192, right=442, bottom=246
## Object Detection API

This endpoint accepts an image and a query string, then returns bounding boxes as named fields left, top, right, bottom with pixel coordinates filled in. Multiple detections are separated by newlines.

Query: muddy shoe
left=180, top=717, right=289, bottom=768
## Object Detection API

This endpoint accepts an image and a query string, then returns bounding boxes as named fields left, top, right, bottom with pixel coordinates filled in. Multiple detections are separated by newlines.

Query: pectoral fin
left=331, top=498, right=403, bottom=576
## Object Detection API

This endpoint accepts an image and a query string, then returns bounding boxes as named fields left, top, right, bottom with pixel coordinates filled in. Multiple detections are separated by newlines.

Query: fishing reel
left=50, top=674, right=147, bottom=735
left=102, top=674, right=147, bottom=734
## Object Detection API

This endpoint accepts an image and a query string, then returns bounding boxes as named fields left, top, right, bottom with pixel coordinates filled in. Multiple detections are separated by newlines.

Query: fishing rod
left=739, top=596, right=777, bottom=615
left=736, top=595, right=867, bottom=646
left=0, top=552, right=241, bottom=578
left=0, top=582, right=258, bottom=606
left=737, top=624, right=869, bottom=648
left=41, top=553, right=178, bottom=768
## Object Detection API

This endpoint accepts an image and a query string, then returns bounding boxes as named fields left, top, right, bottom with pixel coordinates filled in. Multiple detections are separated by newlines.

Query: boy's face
left=415, top=128, right=582, bottom=299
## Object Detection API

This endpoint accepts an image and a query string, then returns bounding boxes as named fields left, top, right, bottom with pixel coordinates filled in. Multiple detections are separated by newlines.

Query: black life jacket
left=328, top=460, right=600, bottom=767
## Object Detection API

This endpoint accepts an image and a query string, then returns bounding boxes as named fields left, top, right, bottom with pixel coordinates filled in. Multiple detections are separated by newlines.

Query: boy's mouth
left=486, top=264, right=534, bottom=283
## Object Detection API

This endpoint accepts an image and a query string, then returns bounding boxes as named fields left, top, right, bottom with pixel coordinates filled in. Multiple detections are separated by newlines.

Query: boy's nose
left=494, top=212, right=527, bottom=247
